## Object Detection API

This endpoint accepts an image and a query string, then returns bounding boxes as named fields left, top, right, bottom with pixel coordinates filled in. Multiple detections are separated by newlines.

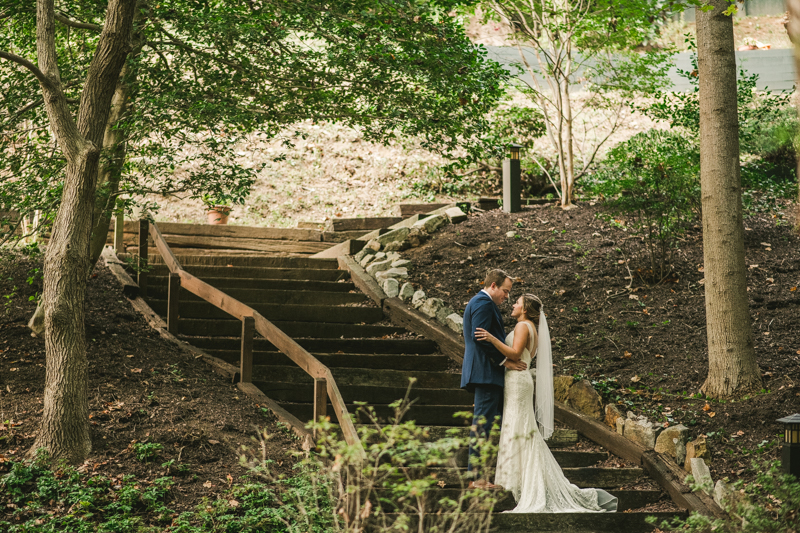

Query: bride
left=475, top=294, right=618, bottom=513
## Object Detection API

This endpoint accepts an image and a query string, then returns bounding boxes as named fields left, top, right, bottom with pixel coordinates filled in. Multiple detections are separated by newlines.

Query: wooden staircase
left=123, top=224, right=691, bottom=532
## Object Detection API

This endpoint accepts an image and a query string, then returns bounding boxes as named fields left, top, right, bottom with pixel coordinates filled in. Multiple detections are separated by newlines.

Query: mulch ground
left=403, top=201, right=800, bottom=483
left=0, top=254, right=303, bottom=519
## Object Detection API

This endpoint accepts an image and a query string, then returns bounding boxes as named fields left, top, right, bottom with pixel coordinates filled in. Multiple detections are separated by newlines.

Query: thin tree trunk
left=696, top=0, right=762, bottom=399
left=787, top=0, right=800, bottom=228
left=29, top=0, right=136, bottom=464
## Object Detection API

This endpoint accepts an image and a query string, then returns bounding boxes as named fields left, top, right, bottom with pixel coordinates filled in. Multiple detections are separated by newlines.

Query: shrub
left=586, top=129, right=699, bottom=282
left=649, top=460, right=800, bottom=533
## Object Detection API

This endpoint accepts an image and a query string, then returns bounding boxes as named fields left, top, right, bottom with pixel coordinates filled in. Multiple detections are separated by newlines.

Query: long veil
left=535, top=308, right=554, bottom=440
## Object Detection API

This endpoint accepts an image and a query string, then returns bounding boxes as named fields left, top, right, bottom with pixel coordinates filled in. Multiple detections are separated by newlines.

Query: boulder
left=411, top=290, right=426, bottom=308
left=384, top=240, right=410, bottom=252
left=399, top=283, right=415, bottom=301
left=616, top=417, right=625, bottom=435
left=385, top=252, right=401, bottom=261
left=566, top=380, right=603, bottom=420
left=381, top=278, right=399, bottom=298
left=604, top=404, right=624, bottom=429
left=405, top=227, right=428, bottom=248
left=360, top=251, right=384, bottom=268
left=553, top=375, right=574, bottom=404
left=436, top=306, right=456, bottom=325
left=419, top=298, right=445, bottom=319
left=655, top=424, right=689, bottom=464
left=354, top=247, right=375, bottom=263
left=377, top=227, right=411, bottom=247
left=365, top=239, right=382, bottom=252
left=391, top=259, right=411, bottom=269
left=375, top=267, right=409, bottom=281
left=690, top=458, right=714, bottom=495
left=366, top=259, right=393, bottom=276
left=685, top=436, right=710, bottom=472
left=445, top=206, right=467, bottom=224
left=713, top=479, right=734, bottom=509
left=624, top=418, right=656, bottom=449
left=445, top=313, right=463, bottom=334
left=413, top=213, right=448, bottom=233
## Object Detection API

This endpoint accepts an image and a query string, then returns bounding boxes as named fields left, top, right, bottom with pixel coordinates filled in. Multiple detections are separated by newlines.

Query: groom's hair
left=484, top=269, right=511, bottom=289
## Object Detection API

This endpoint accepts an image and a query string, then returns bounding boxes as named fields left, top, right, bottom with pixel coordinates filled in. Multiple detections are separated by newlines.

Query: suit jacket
left=460, top=291, right=507, bottom=392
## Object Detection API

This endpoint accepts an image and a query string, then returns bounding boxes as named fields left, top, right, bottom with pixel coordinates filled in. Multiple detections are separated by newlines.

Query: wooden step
left=148, top=287, right=367, bottom=306
left=420, top=426, right=579, bottom=448
left=177, top=320, right=405, bottom=338
left=251, top=365, right=460, bottom=389
left=419, top=467, right=645, bottom=489
left=279, top=402, right=471, bottom=426
left=148, top=300, right=384, bottom=323
left=182, top=336, right=438, bottom=355
left=254, top=380, right=473, bottom=405
left=148, top=276, right=356, bottom=292
left=486, top=511, right=685, bottom=533
left=207, top=350, right=451, bottom=371
left=149, top=254, right=340, bottom=269
left=144, top=265, right=348, bottom=281
left=449, top=449, right=608, bottom=469
left=372, top=488, right=662, bottom=513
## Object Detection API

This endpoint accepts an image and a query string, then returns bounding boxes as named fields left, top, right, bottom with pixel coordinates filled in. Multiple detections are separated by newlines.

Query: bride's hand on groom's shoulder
left=474, top=327, right=493, bottom=342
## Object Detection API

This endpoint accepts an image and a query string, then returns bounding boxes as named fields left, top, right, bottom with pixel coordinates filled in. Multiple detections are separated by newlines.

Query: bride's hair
left=521, top=294, right=542, bottom=324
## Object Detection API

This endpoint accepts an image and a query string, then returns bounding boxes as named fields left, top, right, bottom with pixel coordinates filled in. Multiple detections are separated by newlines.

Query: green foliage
left=649, top=460, right=800, bottom=533
left=133, top=442, right=163, bottom=463
left=586, top=129, right=700, bottom=281
left=0, top=0, right=508, bottom=240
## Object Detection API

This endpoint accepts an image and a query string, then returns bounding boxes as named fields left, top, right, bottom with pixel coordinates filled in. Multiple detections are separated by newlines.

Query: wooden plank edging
left=100, top=247, right=139, bottom=298
left=337, top=255, right=387, bottom=306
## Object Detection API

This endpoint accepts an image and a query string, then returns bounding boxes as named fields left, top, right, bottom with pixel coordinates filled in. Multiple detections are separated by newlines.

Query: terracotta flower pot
left=206, top=205, right=232, bottom=225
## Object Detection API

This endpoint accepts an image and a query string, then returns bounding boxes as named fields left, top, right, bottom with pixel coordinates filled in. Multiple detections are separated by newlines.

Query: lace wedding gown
left=494, top=322, right=618, bottom=513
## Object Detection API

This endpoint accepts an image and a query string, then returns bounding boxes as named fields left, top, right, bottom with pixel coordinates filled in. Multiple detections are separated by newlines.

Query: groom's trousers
left=467, top=384, right=503, bottom=477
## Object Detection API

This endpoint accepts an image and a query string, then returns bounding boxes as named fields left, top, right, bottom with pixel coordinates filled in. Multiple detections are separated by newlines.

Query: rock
left=436, top=306, right=455, bottom=325
left=445, top=313, right=463, bottom=334
left=385, top=252, right=401, bottom=261
left=360, top=251, right=385, bottom=268
left=553, top=375, right=574, bottom=404
left=365, top=239, right=382, bottom=252
left=690, top=458, right=714, bottom=495
left=381, top=278, right=399, bottom=298
left=566, top=380, right=603, bottom=420
left=655, top=424, right=689, bottom=464
left=354, top=247, right=375, bottom=263
left=384, top=240, right=410, bottom=252
left=391, top=259, right=411, bottom=269
left=399, top=283, right=415, bottom=301
left=405, top=227, right=428, bottom=248
left=616, top=417, right=625, bottom=435
left=375, top=267, right=409, bottom=281
left=366, top=259, right=393, bottom=276
left=411, top=290, right=426, bottom=308
left=445, top=206, right=467, bottom=224
left=419, top=298, right=445, bottom=319
left=605, top=404, right=624, bottom=429
left=713, top=479, right=734, bottom=509
left=506, top=231, right=517, bottom=238
left=624, top=418, right=656, bottom=449
left=627, top=411, right=636, bottom=420
left=377, top=227, right=410, bottom=247
left=413, top=213, right=448, bottom=233
left=685, top=436, right=710, bottom=472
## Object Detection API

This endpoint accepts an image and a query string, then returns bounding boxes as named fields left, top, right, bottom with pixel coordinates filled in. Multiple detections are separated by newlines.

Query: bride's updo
left=521, top=294, right=542, bottom=325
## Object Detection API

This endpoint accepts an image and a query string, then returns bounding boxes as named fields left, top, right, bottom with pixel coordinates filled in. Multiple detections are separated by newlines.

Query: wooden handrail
left=145, top=221, right=363, bottom=454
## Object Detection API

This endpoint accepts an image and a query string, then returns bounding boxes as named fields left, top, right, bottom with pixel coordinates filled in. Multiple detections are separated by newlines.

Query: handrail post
left=240, top=315, right=254, bottom=383
left=313, top=377, right=327, bottom=437
left=137, top=219, right=149, bottom=297
left=167, top=272, right=180, bottom=334
left=114, top=211, right=124, bottom=253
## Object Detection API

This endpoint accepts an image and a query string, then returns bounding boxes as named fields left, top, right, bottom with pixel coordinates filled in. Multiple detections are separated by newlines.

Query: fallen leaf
left=624, top=351, right=632, bottom=359
left=437, top=480, right=446, bottom=488
left=749, top=264, right=759, bottom=269
left=790, top=287, right=797, bottom=292
left=618, top=260, right=625, bottom=264
left=655, top=354, right=663, bottom=358
left=698, top=279, right=705, bottom=285
left=126, top=354, right=134, bottom=358
left=203, top=481, right=212, bottom=488
left=708, top=412, right=716, bottom=418
left=703, top=403, right=711, bottom=411
left=736, top=430, right=745, bottom=437
left=629, top=294, right=639, bottom=300
left=226, top=474, right=233, bottom=484
left=564, top=355, right=575, bottom=360
left=766, top=278, right=774, bottom=283
left=495, top=226, right=500, bottom=230
left=630, top=375, right=641, bottom=382
left=131, top=368, right=142, bottom=373
left=761, top=242, right=772, bottom=247
left=698, top=267, right=704, bottom=272
left=208, top=439, right=220, bottom=445
left=764, top=331, right=770, bottom=336
left=9, top=368, right=17, bottom=372
left=229, top=499, right=239, bottom=508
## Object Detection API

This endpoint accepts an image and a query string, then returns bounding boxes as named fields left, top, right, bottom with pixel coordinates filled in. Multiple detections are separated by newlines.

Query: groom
left=461, top=269, right=526, bottom=488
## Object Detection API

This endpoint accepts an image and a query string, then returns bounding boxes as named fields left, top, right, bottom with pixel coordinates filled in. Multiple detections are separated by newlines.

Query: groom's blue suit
left=461, top=290, right=507, bottom=475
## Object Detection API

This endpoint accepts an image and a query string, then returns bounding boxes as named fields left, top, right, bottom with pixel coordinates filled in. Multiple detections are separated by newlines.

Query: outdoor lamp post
left=502, top=143, right=522, bottom=214
left=777, top=413, right=800, bottom=478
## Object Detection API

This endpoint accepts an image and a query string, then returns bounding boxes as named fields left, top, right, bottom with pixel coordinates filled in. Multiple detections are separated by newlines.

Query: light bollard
left=502, top=143, right=522, bottom=214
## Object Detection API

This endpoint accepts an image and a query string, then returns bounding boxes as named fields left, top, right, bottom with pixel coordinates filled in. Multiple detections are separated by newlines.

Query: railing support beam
left=167, top=272, right=180, bottom=334
left=137, top=219, right=149, bottom=297
left=240, top=315, right=254, bottom=383
left=314, top=377, right=328, bottom=437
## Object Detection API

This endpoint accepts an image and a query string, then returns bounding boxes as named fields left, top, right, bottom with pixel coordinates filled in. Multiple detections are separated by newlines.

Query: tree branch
left=55, top=11, right=102, bottom=32
left=0, top=50, right=50, bottom=87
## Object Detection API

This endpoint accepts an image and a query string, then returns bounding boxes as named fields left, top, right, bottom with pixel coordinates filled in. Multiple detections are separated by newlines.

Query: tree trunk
left=30, top=0, right=136, bottom=464
left=786, top=0, right=800, bottom=229
left=696, top=0, right=762, bottom=399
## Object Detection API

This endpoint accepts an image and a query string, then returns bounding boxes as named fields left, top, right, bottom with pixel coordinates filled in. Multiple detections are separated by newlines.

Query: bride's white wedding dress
left=495, top=322, right=618, bottom=513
